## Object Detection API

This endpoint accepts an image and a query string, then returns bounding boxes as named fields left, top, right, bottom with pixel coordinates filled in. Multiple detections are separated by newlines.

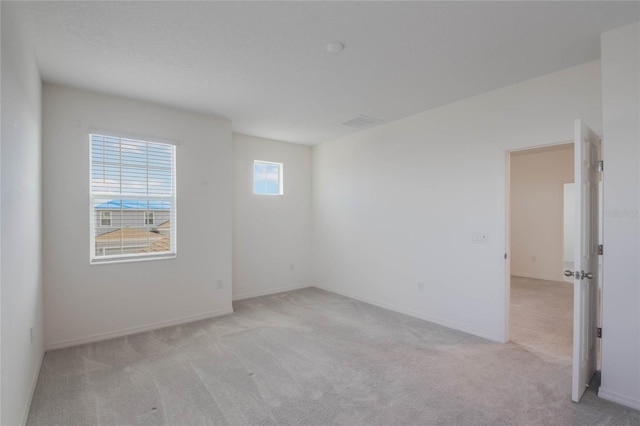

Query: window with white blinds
left=90, top=134, right=176, bottom=264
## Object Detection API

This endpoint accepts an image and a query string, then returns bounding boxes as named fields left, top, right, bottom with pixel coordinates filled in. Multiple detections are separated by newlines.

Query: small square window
left=253, top=160, right=283, bottom=195
left=100, top=211, right=112, bottom=226
left=145, top=211, right=154, bottom=225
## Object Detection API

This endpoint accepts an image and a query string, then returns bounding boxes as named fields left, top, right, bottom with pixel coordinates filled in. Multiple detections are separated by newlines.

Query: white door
left=570, top=119, right=600, bottom=402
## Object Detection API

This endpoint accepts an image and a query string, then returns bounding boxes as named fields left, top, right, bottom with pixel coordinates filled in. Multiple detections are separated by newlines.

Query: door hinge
left=597, top=327, right=602, bottom=338
left=597, top=160, right=604, bottom=172
left=504, top=253, right=507, bottom=260
left=598, top=245, right=603, bottom=255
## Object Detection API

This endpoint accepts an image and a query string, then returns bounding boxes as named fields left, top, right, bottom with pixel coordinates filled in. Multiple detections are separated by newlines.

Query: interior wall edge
left=232, top=284, right=313, bottom=301
left=313, top=285, right=503, bottom=343
left=19, top=353, right=44, bottom=426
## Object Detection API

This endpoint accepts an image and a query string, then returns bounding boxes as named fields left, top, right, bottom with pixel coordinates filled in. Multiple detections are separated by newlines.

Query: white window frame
left=89, top=132, right=177, bottom=265
left=100, top=211, right=112, bottom=226
left=253, top=160, right=283, bottom=196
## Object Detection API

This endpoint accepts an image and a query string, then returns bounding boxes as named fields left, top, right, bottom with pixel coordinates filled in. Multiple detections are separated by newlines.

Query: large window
left=90, top=134, right=176, bottom=263
left=253, top=160, right=283, bottom=195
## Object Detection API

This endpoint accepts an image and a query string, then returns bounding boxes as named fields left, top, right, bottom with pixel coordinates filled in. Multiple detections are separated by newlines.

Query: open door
left=569, top=119, right=600, bottom=402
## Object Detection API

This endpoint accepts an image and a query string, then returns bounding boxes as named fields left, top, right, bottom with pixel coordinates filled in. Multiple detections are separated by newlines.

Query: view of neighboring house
left=94, top=199, right=171, bottom=256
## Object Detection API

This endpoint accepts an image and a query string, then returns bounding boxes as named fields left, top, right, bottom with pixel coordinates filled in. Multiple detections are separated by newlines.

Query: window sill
left=90, top=253, right=177, bottom=266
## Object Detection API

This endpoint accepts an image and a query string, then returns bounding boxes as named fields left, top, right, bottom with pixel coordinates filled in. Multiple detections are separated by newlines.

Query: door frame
left=498, top=139, right=574, bottom=344
left=499, top=135, right=604, bottom=398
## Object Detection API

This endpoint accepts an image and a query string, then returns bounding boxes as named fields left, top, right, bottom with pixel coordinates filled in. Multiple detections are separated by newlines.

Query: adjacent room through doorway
left=508, top=143, right=575, bottom=362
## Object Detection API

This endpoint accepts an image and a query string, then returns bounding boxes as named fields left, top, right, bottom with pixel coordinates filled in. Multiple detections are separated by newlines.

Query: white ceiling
left=11, top=1, right=640, bottom=145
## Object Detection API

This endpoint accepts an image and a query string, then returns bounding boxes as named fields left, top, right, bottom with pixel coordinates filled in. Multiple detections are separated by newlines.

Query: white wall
left=42, top=85, right=233, bottom=349
left=510, top=146, right=574, bottom=282
left=599, top=21, right=640, bottom=411
left=1, top=3, right=44, bottom=425
left=313, top=61, right=602, bottom=342
left=233, top=134, right=312, bottom=300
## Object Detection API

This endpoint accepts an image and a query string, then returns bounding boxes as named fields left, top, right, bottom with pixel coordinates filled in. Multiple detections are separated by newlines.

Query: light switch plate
left=472, top=232, right=489, bottom=244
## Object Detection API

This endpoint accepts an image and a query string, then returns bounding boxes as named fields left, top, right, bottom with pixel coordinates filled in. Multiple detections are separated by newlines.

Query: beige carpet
left=28, top=287, right=638, bottom=425
left=510, top=276, right=574, bottom=362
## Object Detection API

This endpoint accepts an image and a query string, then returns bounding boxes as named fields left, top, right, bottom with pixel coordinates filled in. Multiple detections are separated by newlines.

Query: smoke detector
left=326, top=42, right=345, bottom=53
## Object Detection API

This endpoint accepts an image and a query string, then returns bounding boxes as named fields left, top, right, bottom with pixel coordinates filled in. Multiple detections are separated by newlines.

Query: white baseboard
left=232, top=284, right=312, bottom=301
left=511, top=273, right=565, bottom=282
left=44, top=307, right=234, bottom=351
left=313, top=284, right=501, bottom=342
left=21, top=351, right=45, bottom=426
left=598, top=388, right=640, bottom=411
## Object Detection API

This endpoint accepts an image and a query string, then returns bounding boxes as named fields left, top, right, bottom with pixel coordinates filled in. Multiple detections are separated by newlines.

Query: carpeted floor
left=28, top=287, right=639, bottom=425
left=510, top=276, right=574, bottom=362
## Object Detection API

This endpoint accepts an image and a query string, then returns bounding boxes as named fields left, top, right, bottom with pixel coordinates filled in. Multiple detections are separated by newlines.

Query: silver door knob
left=581, top=271, right=594, bottom=280
left=564, top=270, right=575, bottom=277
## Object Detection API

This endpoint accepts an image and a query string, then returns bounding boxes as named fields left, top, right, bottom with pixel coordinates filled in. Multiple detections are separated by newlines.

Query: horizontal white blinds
left=90, top=134, right=176, bottom=262
left=91, top=135, right=173, bottom=196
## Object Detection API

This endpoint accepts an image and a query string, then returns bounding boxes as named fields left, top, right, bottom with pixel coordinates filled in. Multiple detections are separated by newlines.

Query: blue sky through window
left=91, top=135, right=174, bottom=197
left=253, top=161, right=281, bottom=195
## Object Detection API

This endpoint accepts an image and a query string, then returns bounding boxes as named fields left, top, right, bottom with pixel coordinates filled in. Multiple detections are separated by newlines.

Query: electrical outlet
left=216, top=280, right=223, bottom=290
left=418, top=281, right=425, bottom=292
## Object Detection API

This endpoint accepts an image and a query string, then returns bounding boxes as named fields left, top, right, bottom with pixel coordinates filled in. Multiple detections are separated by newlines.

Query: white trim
left=44, top=307, right=233, bottom=351
left=313, top=285, right=502, bottom=342
left=598, top=388, right=640, bottom=411
left=232, top=284, right=312, bottom=301
left=90, top=252, right=176, bottom=266
left=500, top=139, right=576, bottom=345
left=253, top=160, right=284, bottom=195
left=498, top=147, right=510, bottom=344
left=20, top=351, right=44, bottom=426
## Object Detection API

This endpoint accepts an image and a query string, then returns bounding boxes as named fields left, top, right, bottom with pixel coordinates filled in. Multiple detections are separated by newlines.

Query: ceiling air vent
left=341, top=115, right=384, bottom=128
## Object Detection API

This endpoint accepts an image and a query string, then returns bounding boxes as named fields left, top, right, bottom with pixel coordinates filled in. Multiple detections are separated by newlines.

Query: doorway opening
left=504, top=122, right=603, bottom=402
left=508, top=143, right=575, bottom=362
